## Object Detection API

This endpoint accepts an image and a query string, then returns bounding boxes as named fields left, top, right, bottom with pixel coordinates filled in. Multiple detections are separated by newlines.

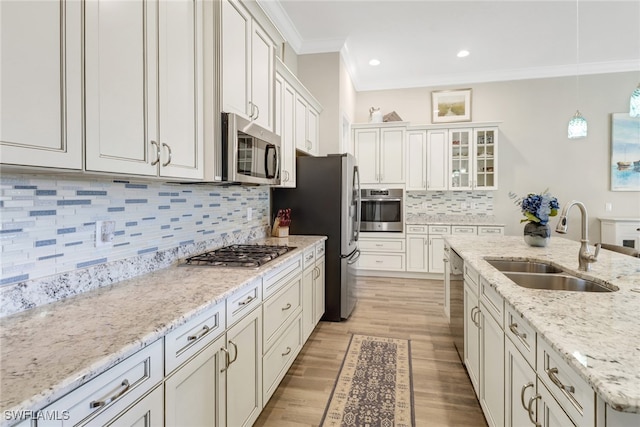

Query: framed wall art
left=610, top=113, right=640, bottom=191
left=431, top=88, right=472, bottom=123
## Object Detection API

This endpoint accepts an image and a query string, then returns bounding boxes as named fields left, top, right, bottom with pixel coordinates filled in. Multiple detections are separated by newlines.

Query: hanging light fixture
left=631, top=84, right=640, bottom=118
left=568, top=0, right=587, bottom=139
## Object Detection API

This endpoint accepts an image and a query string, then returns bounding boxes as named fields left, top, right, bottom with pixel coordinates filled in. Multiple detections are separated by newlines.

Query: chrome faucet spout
left=554, top=200, right=600, bottom=271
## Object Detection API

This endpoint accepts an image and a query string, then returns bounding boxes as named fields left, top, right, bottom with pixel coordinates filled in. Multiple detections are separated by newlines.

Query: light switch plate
left=95, top=220, right=115, bottom=247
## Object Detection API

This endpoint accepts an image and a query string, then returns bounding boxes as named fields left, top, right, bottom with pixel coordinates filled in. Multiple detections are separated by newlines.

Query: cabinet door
left=480, top=302, right=505, bottom=427
left=505, top=338, right=536, bottom=427
left=474, top=127, right=498, bottom=190
left=280, top=82, right=297, bottom=186
left=101, top=386, right=164, bottom=427
left=538, top=381, right=577, bottom=427
left=464, top=283, right=480, bottom=396
left=379, top=128, right=405, bottom=184
left=354, top=128, right=379, bottom=183
left=428, top=235, right=446, bottom=274
left=426, top=130, right=449, bottom=190
left=0, top=0, right=82, bottom=169
left=406, top=131, right=427, bottom=191
left=225, top=307, right=263, bottom=427
left=157, top=0, right=203, bottom=179
left=449, top=129, right=473, bottom=190
left=165, top=335, right=225, bottom=427
left=302, top=266, right=315, bottom=341
left=307, top=107, right=319, bottom=155
left=221, top=0, right=251, bottom=119
left=295, top=94, right=308, bottom=152
left=406, top=235, right=428, bottom=272
left=443, top=251, right=451, bottom=320
left=85, top=0, right=158, bottom=176
left=250, top=22, right=274, bottom=131
left=314, top=257, right=325, bottom=324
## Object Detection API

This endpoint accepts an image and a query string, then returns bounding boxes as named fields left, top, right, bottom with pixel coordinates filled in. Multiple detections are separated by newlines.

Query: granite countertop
left=445, top=235, right=640, bottom=413
left=405, top=213, right=504, bottom=226
left=0, top=235, right=325, bottom=423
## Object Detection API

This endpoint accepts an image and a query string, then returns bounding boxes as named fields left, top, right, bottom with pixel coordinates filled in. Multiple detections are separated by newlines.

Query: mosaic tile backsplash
left=405, top=191, right=494, bottom=216
left=0, top=173, right=270, bottom=315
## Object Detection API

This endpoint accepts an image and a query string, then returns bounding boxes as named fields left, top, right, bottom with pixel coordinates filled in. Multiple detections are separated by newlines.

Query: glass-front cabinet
left=448, top=126, right=498, bottom=190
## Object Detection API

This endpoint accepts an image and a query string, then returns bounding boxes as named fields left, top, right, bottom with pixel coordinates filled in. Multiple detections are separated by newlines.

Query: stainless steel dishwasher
left=446, top=245, right=465, bottom=363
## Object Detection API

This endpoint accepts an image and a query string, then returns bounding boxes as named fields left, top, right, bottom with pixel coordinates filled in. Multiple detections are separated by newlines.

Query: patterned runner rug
left=320, top=334, right=414, bottom=427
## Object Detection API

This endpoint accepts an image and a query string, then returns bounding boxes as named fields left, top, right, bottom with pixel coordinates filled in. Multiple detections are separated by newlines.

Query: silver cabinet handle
left=253, top=104, right=260, bottom=120
left=161, top=143, right=172, bottom=167
left=545, top=367, right=575, bottom=393
left=520, top=382, right=534, bottom=411
left=220, top=346, right=230, bottom=372
left=238, top=295, right=255, bottom=306
left=187, top=325, right=210, bottom=342
left=248, top=101, right=255, bottom=119
left=282, top=303, right=292, bottom=311
left=90, top=379, right=130, bottom=408
left=281, top=346, right=291, bottom=356
left=150, top=140, right=160, bottom=166
left=228, top=340, right=238, bottom=366
left=470, top=306, right=480, bottom=327
left=509, top=323, right=528, bottom=340
left=527, top=394, right=541, bottom=427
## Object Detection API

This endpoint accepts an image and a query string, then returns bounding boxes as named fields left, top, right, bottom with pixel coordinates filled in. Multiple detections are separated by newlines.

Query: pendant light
left=568, top=0, right=587, bottom=139
left=631, top=84, right=640, bottom=118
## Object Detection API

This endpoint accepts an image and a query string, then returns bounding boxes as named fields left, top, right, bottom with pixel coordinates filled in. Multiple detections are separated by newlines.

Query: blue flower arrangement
left=520, top=192, right=560, bottom=225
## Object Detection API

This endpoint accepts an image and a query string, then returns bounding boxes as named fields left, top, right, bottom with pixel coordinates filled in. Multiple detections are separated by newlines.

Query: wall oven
left=220, top=112, right=280, bottom=185
left=360, top=188, right=403, bottom=232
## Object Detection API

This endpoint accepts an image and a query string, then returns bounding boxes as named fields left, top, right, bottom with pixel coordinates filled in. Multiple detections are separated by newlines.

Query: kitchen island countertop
left=0, top=235, right=325, bottom=425
left=445, top=235, right=640, bottom=414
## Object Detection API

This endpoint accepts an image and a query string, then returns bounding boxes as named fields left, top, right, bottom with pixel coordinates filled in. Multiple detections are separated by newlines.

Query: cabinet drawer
left=263, top=254, right=302, bottom=298
left=505, top=305, right=536, bottom=368
left=315, top=241, right=325, bottom=259
left=263, top=314, right=302, bottom=403
left=165, top=301, right=226, bottom=374
left=263, top=275, right=302, bottom=351
left=479, top=277, right=504, bottom=326
left=478, top=226, right=504, bottom=236
left=302, top=247, right=315, bottom=270
left=359, top=239, right=405, bottom=252
left=357, top=253, right=405, bottom=271
left=428, top=225, right=451, bottom=235
left=452, top=225, right=477, bottom=235
left=226, top=278, right=262, bottom=327
left=40, top=339, right=163, bottom=427
left=537, top=337, right=595, bottom=427
left=407, top=225, right=427, bottom=233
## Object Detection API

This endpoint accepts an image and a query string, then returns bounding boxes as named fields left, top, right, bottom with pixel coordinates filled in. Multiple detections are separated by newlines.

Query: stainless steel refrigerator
left=271, top=153, right=361, bottom=321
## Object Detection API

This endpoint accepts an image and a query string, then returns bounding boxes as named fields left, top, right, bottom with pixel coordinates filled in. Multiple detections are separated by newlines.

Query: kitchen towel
left=320, top=334, right=414, bottom=427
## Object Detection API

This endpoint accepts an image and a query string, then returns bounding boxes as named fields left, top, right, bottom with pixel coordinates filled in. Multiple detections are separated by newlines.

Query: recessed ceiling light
left=457, top=50, right=470, bottom=58
left=369, top=59, right=381, bottom=66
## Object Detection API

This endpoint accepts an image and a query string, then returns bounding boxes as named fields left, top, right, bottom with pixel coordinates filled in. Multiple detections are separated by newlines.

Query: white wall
left=355, top=72, right=640, bottom=243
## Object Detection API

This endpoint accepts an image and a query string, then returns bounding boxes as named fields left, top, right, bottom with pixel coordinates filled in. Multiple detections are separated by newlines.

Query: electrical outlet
left=247, top=207, right=253, bottom=221
left=95, top=220, right=115, bottom=247
left=605, top=202, right=612, bottom=212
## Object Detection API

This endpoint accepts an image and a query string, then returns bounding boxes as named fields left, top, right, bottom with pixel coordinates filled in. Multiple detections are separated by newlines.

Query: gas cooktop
left=183, top=244, right=296, bottom=268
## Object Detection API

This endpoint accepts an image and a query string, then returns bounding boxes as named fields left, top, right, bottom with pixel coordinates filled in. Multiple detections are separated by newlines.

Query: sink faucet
left=555, top=200, right=600, bottom=271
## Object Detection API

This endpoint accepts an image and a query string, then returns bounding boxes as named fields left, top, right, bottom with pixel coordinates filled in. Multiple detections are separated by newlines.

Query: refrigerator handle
left=347, top=248, right=361, bottom=265
left=354, top=165, right=361, bottom=242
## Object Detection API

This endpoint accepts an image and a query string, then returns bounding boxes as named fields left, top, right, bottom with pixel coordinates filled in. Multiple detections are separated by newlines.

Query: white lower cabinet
left=39, top=339, right=164, bottom=427
left=313, top=244, right=326, bottom=325
left=463, top=279, right=481, bottom=396
left=358, top=237, right=406, bottom=271
left=101, top=385, right=164, bottom=427
left=479, top=299, right=505, bottom=427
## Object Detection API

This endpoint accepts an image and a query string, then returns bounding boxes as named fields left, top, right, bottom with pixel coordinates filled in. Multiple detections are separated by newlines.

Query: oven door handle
left=361, top=198, right=403, bottom=202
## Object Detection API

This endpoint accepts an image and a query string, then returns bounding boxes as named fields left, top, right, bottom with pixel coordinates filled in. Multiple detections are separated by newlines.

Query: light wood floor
left=255, top=276, right=488, bottom=427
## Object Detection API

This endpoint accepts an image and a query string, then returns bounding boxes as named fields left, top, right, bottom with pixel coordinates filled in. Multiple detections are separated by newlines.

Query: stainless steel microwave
left=221, top=112, right=280, bottom=185
left=360, top=188, right=403, bottom=232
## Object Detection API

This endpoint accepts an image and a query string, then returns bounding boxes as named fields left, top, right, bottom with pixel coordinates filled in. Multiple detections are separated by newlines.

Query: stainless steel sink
left=486, top=259, right=563, bottom=274
left=503, top=272, right=615, bottom=293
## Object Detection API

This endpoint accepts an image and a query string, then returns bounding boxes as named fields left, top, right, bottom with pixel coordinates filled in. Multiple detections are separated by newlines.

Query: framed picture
left=431, top=88, right=472, bottom=123
left=610, top=113, right=640, bottom=191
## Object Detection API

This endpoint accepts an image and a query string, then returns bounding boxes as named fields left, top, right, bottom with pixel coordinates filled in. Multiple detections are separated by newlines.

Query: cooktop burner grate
left=183, top=244, right=295, bottom=268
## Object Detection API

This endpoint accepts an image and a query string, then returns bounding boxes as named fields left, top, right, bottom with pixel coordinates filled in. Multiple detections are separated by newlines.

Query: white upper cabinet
left=222, top=0, right=275, bottom=131
left=354, top=125, right=406, bottom=185
left=406, top=130, right=427, bottom=191
left=426, top=130, right=449, bottom=191
left=85, top=0, right=204, bottom=179
left=274, top=72, right=297, bottom=187
left=0, top=0, right=83, bottom=170
left=449, top=126, right=498, bottom=191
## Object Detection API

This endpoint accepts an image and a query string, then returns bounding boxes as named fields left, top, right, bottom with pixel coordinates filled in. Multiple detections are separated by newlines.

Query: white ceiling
left=258, top=0, right=640, bottom=91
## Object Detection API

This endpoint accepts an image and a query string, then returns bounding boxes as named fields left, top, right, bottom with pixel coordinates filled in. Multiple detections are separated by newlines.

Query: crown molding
left=256, top=0, right=303, bottom=52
